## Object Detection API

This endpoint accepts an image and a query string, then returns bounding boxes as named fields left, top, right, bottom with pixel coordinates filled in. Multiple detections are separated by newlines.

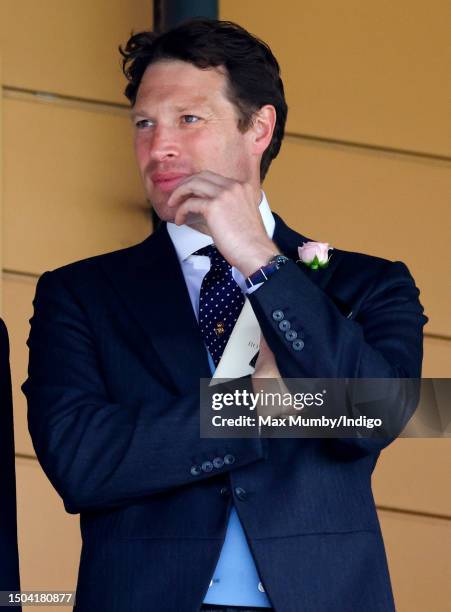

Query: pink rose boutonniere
left=297, top=241, right=333, bottom=270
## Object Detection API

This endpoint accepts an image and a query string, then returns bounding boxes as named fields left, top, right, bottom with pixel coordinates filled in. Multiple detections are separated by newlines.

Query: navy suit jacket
left=23, top=213, right=427, bottom=612
left=0, top=319, right=21, bottom=599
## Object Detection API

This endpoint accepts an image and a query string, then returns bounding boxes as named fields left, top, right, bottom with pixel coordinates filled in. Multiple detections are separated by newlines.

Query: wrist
left=236, top=243, right=280, bottom=278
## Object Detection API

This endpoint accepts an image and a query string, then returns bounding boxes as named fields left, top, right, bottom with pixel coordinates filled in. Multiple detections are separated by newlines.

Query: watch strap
left=245, top=254, right=289, bottom=288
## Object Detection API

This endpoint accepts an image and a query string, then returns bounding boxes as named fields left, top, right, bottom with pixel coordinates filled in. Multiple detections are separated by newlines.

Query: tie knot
left=193, top=245, right=230, bottom=269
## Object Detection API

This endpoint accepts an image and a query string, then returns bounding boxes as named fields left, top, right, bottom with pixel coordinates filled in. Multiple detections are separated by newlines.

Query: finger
left=174, top=197, right=210, bottom=226
left=192, top=169, right=234, bottom=187
left=167, top=177, right=216, bottom=208
left=167, top=172, right=227, bottom=208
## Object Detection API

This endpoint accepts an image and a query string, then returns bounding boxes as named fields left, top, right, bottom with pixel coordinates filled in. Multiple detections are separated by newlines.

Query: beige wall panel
left=16, top=457, right=81, bottom=611
left=263, top=137, right=450, bottom=335
left=423, top=336, right=451, bottom=377
left=0, top=0, right=151, bottom=104
left=378, top=511, right=451, bottom=612
left=373, top=439, right=450, bottom=517
left=3, top=96, right=150, bottom=274
left=221, top=0, right=450, bottom=156
left=2, top=273, right=37, bottom=457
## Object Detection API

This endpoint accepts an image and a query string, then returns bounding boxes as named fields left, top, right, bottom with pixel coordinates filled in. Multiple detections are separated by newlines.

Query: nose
left=147, top=125, right=180, bottom=162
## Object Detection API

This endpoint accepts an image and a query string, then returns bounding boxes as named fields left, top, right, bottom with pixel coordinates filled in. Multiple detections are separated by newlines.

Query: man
left=23, top=19, right=427, bottom=612
left=0, top=319, right=21, bottom=604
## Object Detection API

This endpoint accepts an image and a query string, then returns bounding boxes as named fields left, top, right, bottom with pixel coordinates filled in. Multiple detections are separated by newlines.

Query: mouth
left=152, top=174, right=189, bottom=193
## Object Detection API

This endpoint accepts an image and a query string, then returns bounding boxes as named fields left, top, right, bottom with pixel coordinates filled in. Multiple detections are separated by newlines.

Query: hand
left=252, top=335, right=293, bottom=415
left=253, top=334, right=281, bottom=379
left=166, top=170, right=278, bottom=276
left=252, top=335, right=295, bottom=420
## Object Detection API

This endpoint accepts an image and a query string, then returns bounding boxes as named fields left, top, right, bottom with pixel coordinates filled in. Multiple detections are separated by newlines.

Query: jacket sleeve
left=0, top=319, right=21, bottom=593
left=248, top=258, right=428, bottom=454
left=23, top=271, right=265, bottom=514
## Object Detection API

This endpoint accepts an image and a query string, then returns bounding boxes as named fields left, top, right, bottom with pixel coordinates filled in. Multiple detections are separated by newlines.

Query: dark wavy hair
left=120, top=18, right=288, bottom=182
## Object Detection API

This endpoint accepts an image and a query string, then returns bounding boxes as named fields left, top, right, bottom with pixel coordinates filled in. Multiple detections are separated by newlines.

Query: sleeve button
left=201, top=461, right=214, bottom=473
left=224, top=454, right=236, bottom=465
left=285, top=330, right=297, bottom=341
left=292, top=339, right=305, bottom=351
left=279, top=320, right=291, bottom=332
left=213, top=457, right=224, bottom=469
left=272, top=310, right=284, bottom=321
left=190, top=465, right=202, bottom=476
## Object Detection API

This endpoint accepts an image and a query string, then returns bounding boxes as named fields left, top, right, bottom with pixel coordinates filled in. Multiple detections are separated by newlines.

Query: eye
left=135, top=119, right=154, bottom=129
left=182, top=115, right=200, bottom=124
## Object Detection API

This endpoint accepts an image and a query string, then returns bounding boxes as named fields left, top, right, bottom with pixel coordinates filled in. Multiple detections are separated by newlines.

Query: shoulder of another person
left=0, top=318, right=10, bottom=362
left=0, top=317, right=8, bottom=342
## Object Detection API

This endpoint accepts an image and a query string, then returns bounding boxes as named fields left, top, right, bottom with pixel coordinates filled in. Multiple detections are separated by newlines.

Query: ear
left=250, top=105, right=277, bottom=156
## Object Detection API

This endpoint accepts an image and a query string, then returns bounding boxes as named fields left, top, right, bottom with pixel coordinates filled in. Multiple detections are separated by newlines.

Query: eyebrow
left=131, top=97, right=212, bottom=118
left=175, top=96, right=210, bottom=110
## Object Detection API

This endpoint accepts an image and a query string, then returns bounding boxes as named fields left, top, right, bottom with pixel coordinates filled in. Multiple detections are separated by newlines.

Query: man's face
left=132, top=59, right=257, bottom=221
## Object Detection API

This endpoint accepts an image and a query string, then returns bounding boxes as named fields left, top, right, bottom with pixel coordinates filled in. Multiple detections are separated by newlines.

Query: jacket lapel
left=99, top=222, right=212, bottom=393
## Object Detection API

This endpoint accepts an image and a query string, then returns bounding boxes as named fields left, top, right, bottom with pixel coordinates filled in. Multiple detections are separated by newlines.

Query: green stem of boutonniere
left=299, top=254, right=332, bottom=270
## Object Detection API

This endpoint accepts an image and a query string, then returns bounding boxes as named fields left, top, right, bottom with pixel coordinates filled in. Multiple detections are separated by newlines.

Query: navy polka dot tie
left=194, top=245, right=245, bottom=368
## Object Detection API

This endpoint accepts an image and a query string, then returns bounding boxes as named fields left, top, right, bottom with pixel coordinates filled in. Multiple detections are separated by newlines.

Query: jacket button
left=220, top=486, right=230, bottom=497
left=285, top=329, right=297, bottom=341
left=190, top=465, right=202, bottom=476
left=279, top=319, right=291, bottom=332
left=201, top=461, right=214, bottom=473
left=292, top=339, right=305, bottom=351
left=272, top=309, right=284, bottom=321
left=234, top=487, right=247, bottom=501
left=213, top=457, right=224, bottom=469
left=224, top=454, right=236, bottom=465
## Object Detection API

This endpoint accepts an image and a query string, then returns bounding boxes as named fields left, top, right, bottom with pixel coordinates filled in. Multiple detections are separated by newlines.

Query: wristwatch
left=245, top=254, right=290, bottom=288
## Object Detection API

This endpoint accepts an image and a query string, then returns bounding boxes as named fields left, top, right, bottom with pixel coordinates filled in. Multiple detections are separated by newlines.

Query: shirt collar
left=166, top=189, right=275, bottom=264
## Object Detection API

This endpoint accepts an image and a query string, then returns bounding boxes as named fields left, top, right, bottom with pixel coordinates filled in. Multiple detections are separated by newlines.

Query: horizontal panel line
left=3, top=268, right=40, bottom=279
left=2, top=85, right=129, bottom=115
left=285, top=131, right=451, bottom=163
left=377, top=504, right=450, bottom=522
left=425, top=332, right=451, bottom=342
left=3, top=86, right=449, bottom=162
left=15, top=452, right=37, bottom=461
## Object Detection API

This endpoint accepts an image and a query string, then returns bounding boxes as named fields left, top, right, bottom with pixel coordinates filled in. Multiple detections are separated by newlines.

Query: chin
left=149, top=203, right=175, bottom=223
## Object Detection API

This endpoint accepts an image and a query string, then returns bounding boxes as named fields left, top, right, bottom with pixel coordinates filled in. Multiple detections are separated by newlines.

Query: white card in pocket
left=210, top=298, right=261, bottom=385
